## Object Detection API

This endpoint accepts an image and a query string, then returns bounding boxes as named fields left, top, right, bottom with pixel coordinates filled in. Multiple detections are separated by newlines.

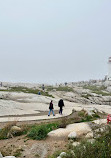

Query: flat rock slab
left=48, top=122, right=92, bottom=138
left=48, top=119, right=107, bottom=139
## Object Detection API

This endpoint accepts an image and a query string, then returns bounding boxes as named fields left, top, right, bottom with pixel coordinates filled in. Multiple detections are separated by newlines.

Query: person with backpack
left=58, top=99, right=64, bottom=115
left=48, top=100, right=55, bottom=116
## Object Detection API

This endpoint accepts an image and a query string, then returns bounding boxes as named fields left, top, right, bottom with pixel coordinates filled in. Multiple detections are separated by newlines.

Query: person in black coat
left=48, top=100, right=55, bottom=116
left=58, top=99, right=64, bottom=115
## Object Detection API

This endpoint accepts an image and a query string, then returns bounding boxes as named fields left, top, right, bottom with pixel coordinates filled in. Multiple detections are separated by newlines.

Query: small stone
left=85, top=132, right=93, bottom=138
left=60, top=152, right=66, bottom=157
left=68, top=132, right=77, bottom=139
left=72, top=142, right=80, bottom=146
left=10, top=126, right=22, bottom=133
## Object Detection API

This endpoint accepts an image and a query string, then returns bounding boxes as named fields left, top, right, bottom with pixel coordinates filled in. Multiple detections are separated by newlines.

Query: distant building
left=107, top=57, right=111, bottom=80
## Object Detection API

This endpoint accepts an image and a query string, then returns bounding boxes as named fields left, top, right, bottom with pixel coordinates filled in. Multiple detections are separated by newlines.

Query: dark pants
left=59, top=107, right=63, bottom=114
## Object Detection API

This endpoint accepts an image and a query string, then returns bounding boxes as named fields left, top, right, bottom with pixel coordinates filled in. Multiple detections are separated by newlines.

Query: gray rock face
left=68, top=132, right=77, bottom=139
left=0, top=153, right=3, bottom=158
left=50, top=82, right=111, bottom=105
left=48, top=122, right=92, bottom=139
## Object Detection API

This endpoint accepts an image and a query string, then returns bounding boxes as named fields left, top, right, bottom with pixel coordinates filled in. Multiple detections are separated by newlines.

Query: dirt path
left=0, top=110, right=59, bottom=118
left=0, top=111, right=77, bottom=129
left=0, top=135, right=68, bottom=158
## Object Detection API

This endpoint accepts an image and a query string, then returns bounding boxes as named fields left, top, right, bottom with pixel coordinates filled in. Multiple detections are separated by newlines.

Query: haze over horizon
left=0, top=0, right=111, bottom=84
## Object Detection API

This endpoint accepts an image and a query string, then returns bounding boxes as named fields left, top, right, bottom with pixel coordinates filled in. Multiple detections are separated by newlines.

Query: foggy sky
left=0, top=0, right=111, bottom=84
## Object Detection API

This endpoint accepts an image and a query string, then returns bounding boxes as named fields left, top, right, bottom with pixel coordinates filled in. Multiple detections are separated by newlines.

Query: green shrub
left=78, top=110, right=86, bottom=117
left=27, top=123, right=59, bottom=140
left=0, top=127, right=9, bottom=139
left=81, top=115, right=93, bottom=122
left=27, top=125, right=47, bottom=140
left=92, top=113, right=100, bottom=118
left=78, top=109, right=100, bottom=123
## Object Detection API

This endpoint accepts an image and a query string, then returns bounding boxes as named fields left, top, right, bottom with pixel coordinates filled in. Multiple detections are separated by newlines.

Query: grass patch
left=27, top=123, right=59, bottom=140
left=0, top=146, right=24, bottom=157
left=0, top=122, right=27, bottom=140
left=56, top=86, right=74, bottom=92
left=83, top=85, right=106, bottom=91
left=78, top=109, right=100, bottom=122
left=81, top=94, right=92, bottom=99
left=48, top=150, right=62, bottom=158
left=0, top=122, right=17, bottom=139
left=0, top=86, right=54, bottom=98
left=83, top=85, right=110, bottom=96
left=14, top=148, right=24, bottom=157
left=46, top=86, right=74, bottom=92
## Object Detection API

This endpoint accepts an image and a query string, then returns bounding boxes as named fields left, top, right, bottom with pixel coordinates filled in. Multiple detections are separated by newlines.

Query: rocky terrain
left=49, top=80, right=111, bottom=105
left=0, top=80, right=111, bottom=158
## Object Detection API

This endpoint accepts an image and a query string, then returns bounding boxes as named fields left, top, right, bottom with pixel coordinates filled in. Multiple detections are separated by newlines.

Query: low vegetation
left=81, top=94, right=92, bottom=99
left=78, top=109, right=100, bottom=122
left=0, top=86, right=54, bottom=98
left=27, top=123, right=59, bottom=140
left=46, top=86, right=74, bottom=92
left=83, top=85, right=106, bottom=91
left=0, top=145, right=23, bottom=157
left=0, top=122, right=26, bottom=140
left=83, top=85, right=110, bottom=96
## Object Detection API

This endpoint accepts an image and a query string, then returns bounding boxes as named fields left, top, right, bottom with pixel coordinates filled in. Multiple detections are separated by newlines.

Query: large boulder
left=60, top=152, right=66, bottom=157
left=48, top=122, right=92, bottom=139
left=93, top=119, right=107, bottom=125
left=7, top=126, right=22, bottom=138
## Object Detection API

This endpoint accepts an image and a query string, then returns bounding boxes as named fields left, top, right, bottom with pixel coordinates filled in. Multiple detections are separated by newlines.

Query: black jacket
left=58, top=99, right=64, bottom=108
left=49, top=102, right=54, bottom=109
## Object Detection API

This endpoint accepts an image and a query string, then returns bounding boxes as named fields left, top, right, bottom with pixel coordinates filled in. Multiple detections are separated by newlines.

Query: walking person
left=58, top=99, right=64, bottom=115
left=48, top=100, right=55, bottom=116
